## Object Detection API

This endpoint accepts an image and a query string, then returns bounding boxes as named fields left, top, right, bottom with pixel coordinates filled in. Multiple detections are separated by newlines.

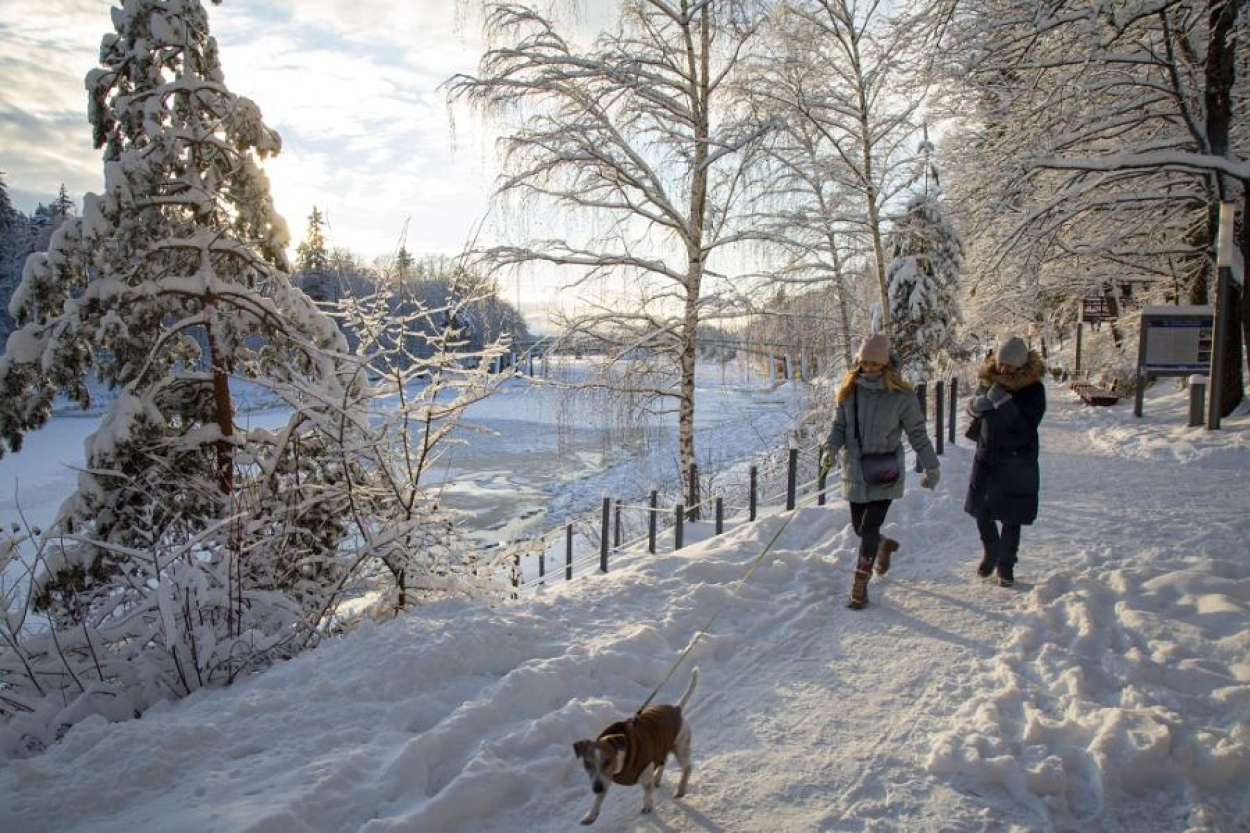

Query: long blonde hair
left=835, top=363, right=913, bottom=402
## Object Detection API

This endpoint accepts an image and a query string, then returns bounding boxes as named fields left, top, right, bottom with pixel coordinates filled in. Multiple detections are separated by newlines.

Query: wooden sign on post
left=1082, top=296, right=1111, bottom=324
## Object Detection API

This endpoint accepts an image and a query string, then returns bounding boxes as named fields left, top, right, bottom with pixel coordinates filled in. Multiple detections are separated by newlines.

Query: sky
left=0, top=0, right=571, bottom=317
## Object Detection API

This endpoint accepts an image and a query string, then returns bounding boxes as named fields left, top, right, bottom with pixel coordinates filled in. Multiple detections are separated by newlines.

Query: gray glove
left=986, top=384, right=1012, bottom=408
left=920, top=467, right=940, bottom=490
left=819, top=445, right=833, bottom=480
left=971, top=385, right=1012, bottom=413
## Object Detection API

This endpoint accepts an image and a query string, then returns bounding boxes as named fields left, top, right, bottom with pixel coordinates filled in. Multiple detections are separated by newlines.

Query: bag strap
left=852, top=385, right=863, bottom=450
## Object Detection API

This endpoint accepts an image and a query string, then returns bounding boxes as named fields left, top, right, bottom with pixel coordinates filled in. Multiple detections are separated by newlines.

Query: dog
left=572, top=667, right=699, bottom=825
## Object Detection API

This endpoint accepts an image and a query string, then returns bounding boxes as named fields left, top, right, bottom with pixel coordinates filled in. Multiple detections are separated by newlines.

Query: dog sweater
left=600, top=706, right=683, bottom=787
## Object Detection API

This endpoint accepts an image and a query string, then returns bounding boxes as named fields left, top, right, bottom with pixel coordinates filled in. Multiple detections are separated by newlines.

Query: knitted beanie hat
left=857, top=334, right=890, bottom=365
left=996, top=336, right=1029, bottom=368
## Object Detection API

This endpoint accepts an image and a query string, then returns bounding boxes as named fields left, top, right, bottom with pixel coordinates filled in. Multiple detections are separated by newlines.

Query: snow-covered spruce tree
left=885, top=144, right=964, bottom=379
left=0, top=173, right=25, bottom=344
left=0, top=0, right=367, bottom=736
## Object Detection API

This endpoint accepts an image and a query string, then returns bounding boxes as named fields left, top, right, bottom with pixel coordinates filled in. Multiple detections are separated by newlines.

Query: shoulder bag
left=854, top=388, right=900, bottom=486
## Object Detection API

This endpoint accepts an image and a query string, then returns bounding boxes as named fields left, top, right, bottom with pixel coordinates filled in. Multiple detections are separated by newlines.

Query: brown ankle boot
left=875, top=537, right=899, bottom=576
left=847, top=568, right=871, bottom=609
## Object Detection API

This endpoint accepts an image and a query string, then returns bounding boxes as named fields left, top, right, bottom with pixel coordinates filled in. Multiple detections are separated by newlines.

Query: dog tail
left=678, top=666, right=699, bottom=710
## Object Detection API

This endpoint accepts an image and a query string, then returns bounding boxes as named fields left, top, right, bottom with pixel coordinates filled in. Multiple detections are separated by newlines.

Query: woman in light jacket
left=825, top=335, right=940, bottom=609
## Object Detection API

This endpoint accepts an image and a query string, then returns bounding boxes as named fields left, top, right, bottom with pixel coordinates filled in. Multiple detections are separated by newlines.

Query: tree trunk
left=1242, top=181, right=1250, bottom=387
left=1205, top=0, right=1243, bottom=412
left=862, top=140, right=890, bottom=335
left=205, top=295, right=235, bottom=496
left=678, top=0, right=709, bottom=521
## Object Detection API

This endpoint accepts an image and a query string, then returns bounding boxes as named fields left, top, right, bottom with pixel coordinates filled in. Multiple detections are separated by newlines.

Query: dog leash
left=634, top=487, right=825, bottom=715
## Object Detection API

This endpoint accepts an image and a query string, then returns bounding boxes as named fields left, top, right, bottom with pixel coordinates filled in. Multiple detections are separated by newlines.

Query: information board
left=1142, top=319, right=1213, bottom=372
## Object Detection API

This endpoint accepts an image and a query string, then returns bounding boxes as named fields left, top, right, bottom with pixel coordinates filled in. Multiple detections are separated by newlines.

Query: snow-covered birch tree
left=750, top=0, right=930, bottom=339
left=936, top=0, right=1248, bottom=406
left=449, top=1, right=771, bottom=513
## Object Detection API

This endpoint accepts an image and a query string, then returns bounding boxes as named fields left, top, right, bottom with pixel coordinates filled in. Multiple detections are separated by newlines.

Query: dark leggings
left=975, top=507, right=1021, bottom=566
left=850, top=499, right=892, bottom=570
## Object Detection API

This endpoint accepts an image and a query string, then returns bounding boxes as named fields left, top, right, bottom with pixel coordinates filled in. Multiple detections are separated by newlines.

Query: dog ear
left=602, top=733, right=628, bottom=754
left=573, top=740, right=590, bottom=758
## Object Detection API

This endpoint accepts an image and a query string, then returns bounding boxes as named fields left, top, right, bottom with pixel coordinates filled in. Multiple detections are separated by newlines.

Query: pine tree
left=295, top=206, right=334, bottom=301
left=0, top=173, right=23, bottom=344
left=885, top=142, right=964, bottom=378
left=49, top=184, right=74, bottom=223
left=0, top=0, right=359, bottom=628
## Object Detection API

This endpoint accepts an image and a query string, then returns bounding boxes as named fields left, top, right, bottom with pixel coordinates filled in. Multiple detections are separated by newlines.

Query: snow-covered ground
left=1, top=380, right=1248, bottom=832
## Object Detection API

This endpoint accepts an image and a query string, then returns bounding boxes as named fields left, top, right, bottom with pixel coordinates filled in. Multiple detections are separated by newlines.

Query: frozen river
left=0, top=361, right=804, bottom=548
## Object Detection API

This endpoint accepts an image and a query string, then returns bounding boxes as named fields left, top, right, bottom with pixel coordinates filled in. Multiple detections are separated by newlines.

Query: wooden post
left=948, top=377, right=958, bottom=443
left=675, top=504, right=684, bottom=550
left=512, top=551, right=520, bottom=600
left=935, top=380, right=945, bottom=456
left=565, top=524, right=573, bottom=581
left=600, top=497, right=610, bottom=573
left=818, top=459, right=827, bottom=506
left=648, top=490, right=657, bottom=554
left=538, top=545, right=545, bottom=586
left=749, top=466, right=757, bottom=521
left=715, top=497, right=724, bottom=534
left=786, top=447, right=798, bottom=510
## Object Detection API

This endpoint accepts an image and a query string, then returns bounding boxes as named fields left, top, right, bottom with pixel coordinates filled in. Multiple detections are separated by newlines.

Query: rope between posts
left=635, top=487, right=826, bottom=715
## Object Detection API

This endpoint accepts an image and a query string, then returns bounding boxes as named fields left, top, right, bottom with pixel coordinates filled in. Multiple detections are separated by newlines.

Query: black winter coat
left=963, top=353, right=1047, bottom=525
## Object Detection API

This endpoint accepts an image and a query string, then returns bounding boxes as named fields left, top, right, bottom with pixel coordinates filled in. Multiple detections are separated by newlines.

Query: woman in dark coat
left=963, top=336, right=1046, bottom=587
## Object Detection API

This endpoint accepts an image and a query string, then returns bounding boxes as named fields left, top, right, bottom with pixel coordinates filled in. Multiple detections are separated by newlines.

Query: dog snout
left=592, top=780, right=605, bottom=794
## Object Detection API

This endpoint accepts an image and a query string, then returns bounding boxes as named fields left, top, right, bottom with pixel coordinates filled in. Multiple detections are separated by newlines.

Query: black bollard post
left=948, top=377, right=958, bottom=443
left=688, top=463, right=700, bottom=521
left=600, top=497, right=610, bottom=573
left=749, top=466, right=758, bottom=521
left=915, top=382, right=928, bottom=472
left=675, top=504, right=685, bottom=550
left=715, top=497, right=724, bottom=534
left=614, top=501, right=621, bottom=548
left=786, top=447, right=798, bottom=510
left=935, top=380, right=945, bottom=456
left=648, top=490, right=658, bottom=554
left=566, top=524, right=573, bottom=581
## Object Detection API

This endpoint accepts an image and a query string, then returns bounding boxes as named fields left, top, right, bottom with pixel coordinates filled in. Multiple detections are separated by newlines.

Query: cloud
left=1, top=0, right=496, bottom=261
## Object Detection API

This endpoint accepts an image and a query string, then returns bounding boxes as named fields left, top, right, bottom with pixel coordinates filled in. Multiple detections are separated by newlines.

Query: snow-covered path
left=1, top=384, right=1247, bottom=832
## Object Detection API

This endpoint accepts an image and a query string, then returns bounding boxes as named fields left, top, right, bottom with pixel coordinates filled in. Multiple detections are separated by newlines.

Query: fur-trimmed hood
left=978, top=350, right=1045, bottom=392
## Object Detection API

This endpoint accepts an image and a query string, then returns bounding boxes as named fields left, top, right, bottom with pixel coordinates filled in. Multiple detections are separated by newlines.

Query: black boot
left=976, top=552, right=996, bottom=579
left=997, top=560, right=1015, bottom=588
